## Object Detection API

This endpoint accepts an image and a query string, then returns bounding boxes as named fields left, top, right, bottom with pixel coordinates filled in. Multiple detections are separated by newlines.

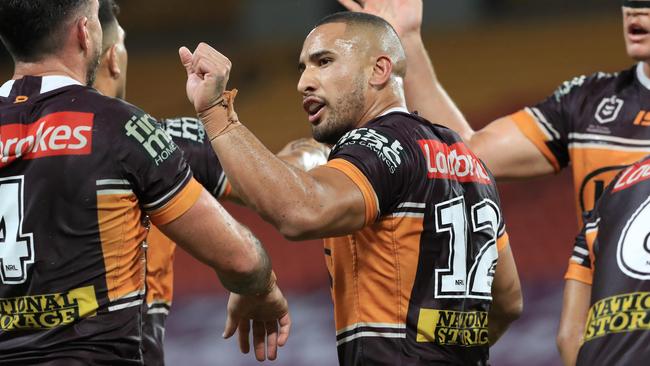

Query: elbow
left=494, top=291, right=523, bottom=325
left=271, top=208, right=324, bottom=241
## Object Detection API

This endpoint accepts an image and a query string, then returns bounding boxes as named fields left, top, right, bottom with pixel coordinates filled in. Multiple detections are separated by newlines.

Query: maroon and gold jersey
left=511, top=63, right=650, bottom=224
left=565, top=155, right=650, bottom=366
left=142, top=117, right=227, bottom=366
left=324, top=109, right=509, bottom=365
left=0, top=76, right=202, bottom=365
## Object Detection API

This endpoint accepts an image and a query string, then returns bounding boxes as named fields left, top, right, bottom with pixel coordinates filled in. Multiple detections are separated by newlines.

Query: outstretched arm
left=338, top=0, right=555, bottom=179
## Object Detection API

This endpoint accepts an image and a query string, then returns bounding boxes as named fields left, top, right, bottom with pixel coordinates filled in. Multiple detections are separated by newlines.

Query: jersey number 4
left=0, top=176, right=35, bottom=284
left=434, top=196, right=500, bottom=300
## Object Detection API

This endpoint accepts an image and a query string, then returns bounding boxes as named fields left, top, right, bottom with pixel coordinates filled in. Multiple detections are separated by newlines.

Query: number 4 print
left=434, top=196, right=500, bottom=300
left=0, top=176, right=35, bottom=284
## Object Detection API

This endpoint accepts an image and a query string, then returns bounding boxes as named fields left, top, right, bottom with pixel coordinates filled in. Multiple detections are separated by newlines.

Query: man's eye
left=319, top=58, right=332, bottom=66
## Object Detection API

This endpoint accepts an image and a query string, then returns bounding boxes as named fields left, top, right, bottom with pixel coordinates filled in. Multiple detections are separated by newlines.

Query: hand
left=277, top=138, right=332, bottom=171
left=337, top=0, right=423, bottom=36
left=179, top=42, right=232, bottom=114
left=223, top=284, right=291, bottom=361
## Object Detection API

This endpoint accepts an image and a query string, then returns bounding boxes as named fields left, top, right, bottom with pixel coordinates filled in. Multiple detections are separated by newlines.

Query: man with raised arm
left=0, top=1, right=289, bottom=364
left=181, top=11, right=522, bottom=365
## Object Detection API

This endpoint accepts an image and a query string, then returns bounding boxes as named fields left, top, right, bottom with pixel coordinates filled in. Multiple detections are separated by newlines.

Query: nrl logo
left=595, top=95, right=624, bottom=124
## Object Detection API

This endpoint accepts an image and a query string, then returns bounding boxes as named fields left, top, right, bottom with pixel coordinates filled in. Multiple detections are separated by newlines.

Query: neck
left=644, top=61, right=650, bottom=79
left=12, top=57, right=86, bottom=85
left=354, top=90, right=407, bottom=128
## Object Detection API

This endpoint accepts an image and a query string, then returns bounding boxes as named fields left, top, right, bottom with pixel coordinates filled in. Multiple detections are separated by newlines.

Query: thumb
left=178, top=46, right=193, bottom=75
left=223, top=312, right=238, bottom=339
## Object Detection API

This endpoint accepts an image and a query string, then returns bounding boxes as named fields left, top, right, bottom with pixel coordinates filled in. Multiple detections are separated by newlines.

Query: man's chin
left=626, top=44, right=650, bottom=62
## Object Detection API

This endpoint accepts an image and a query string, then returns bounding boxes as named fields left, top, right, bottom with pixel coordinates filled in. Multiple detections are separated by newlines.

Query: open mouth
left=302, top=96, right=326, bottom=124
left=628, top=23, right=650, bottom=37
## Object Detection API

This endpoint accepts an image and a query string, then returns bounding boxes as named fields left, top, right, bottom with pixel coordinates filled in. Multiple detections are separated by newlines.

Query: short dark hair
left=0, top=0, right=91, bottom=62
left=315, top=11, right=399, bottom=36
left=99, top=0, right=120, bottom=50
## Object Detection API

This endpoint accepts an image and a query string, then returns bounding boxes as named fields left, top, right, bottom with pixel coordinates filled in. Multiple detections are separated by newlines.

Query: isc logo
left=125, top=114, right=178, bottom=166
left=633, top=111, right=650, bottom=127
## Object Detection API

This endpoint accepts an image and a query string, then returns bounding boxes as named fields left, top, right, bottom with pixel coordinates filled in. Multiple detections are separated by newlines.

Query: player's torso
left=0, top=77, right=146, bottom=363
left=577, top=156, right=650, bottom=366
left=567, top=65, right=650, bottom=220
left=326, top=113, right=502, bottom=365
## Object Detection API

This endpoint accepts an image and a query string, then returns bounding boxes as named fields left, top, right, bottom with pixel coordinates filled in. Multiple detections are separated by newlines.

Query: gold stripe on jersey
left=569, top=146, right=649, bottom=222
left=325, top=158, right=379, bottom=225
left=149, top=177, right=202, bottom=225
left=97, top=191, right=147, bottom=302
left=0, top=286, right=98, bottom=331
left=324, top=215, right=423, bottom=335
left=565, top=227, right=598, bottom=285
left=146, top=226, right=176, bottom=306
left=496, top=232, right=510, bottom=252
left=510, top=109, right=561, bottom=172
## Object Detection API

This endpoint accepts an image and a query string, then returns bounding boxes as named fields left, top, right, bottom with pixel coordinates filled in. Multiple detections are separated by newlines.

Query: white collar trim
left=0, top=75, right=82, bottom=98
left=636, top=62, right=650, bottom=91
left=379, top=106, right=409, bottom=117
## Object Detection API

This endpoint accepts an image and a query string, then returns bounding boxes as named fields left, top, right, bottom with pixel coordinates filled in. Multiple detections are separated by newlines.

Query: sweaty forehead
left=301, top=22, right=365, bottom=58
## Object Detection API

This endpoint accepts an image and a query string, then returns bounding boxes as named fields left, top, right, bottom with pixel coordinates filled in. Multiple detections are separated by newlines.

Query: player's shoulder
left=552, top=66, right=633, bottom=101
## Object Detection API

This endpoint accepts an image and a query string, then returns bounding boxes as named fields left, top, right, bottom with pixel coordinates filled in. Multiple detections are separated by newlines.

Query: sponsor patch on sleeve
left=334, top=128, right=404, bottom=174
left=124, top=114, right=179, bottom=166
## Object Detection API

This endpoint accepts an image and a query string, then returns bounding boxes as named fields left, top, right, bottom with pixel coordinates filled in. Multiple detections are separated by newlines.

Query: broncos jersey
left=142, top=117, right=227, bottom=366
left=511, top=63, right=650, bottom=224
left=324, top=108, right=509, bottom=366
left=0, top=76, right=202, bottom=365
left=565, top=155, right=650, bottom=366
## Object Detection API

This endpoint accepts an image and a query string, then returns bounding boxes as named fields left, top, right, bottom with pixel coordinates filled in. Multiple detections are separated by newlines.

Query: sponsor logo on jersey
left=335, top=128, right=404, bottom=173
left=595, top=95, right=624, bottom=124
left=162, top=117, right=206, bottom=144
left=0, top=112, right=93, bottom=167
left=584, top=291, right=650, bottom=342
left=418, top=140, right=491, bottom=184
left=633, top=111, right=650, bottom=127
left=612, top=159, right=650, bottom=192
left=125, top=114, right=178, bottom=166
left=0, top=286, right=98, bottom=331
left=416, top=309, right=489, bottom=346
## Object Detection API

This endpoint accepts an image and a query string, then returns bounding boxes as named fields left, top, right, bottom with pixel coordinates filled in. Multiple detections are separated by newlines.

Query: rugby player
left=557, top=155, right=650, bottom=365
left=181, top=12, right=522, bottom=365
left=94, top=2, right=328, bottom=363
left=0, top=0, right=290, bottom=364
left=338, top=0, right=650, bottom=361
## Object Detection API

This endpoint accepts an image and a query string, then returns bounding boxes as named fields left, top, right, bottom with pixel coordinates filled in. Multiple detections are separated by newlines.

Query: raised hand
left=178, top=42, right=232, bottom=114
left=223, top=283, right=291, bottom=361
left=337, top=0, right=423, bottom=36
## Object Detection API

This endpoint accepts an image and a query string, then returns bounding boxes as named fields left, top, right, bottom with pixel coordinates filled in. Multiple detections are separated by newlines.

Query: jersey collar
left=0, top=75, right=82, bottom=98
left=379, top=106, right=409, bottom=117
left=636, top=62, right=650, bottom=91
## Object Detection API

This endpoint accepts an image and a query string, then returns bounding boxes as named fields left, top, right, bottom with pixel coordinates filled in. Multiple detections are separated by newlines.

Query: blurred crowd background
left=0, top=1, right=631, bottom=365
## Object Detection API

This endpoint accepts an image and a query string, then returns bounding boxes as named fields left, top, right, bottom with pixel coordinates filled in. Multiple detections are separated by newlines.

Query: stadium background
left=0, top=1, right=630, bottom=365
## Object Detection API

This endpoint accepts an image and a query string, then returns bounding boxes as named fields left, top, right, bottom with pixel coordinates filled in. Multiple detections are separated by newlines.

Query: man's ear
left=106, top=45, right=121, bottom=79
left=368, top=56, right=393, bottom=88
left=76, top=16, right=91, bottom=54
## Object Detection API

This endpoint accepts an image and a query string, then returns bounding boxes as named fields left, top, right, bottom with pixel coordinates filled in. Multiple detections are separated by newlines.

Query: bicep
left=296, top=165, right=368, bottom=239
left=470, top=116, right=555, bottom=180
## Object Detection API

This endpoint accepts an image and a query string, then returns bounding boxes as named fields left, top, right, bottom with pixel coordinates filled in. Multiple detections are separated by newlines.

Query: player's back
left=325, top=111, right=509, bottom=365
left=571, top=155, right=650, bottom=366
left=0, top=76, right=197, bottom=365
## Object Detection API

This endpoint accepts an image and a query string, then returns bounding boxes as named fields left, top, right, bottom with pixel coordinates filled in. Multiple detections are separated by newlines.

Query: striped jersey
left=565, top=155, right=650, bottom=366
left=324, top=109, right=510, bottom=365
left=511, top=63, right=650, bottom=224
left=0, top=76, right=202, bottom=364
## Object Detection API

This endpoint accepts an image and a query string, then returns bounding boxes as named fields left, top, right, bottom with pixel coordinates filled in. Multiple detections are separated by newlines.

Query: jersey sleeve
left=565, top=213, right=599, bottom=285
left=110, top=107, right=201, bottom=225
left=509, top=75, right=590, bottom=172
left=160, top=117, right=228, bottom=199
left=324, top=126, right=408, bottom=225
